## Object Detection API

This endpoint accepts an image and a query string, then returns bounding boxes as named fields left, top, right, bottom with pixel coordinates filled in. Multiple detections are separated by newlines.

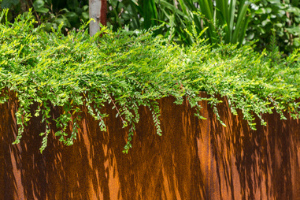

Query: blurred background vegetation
left=0, top=0, right=299, bottom=53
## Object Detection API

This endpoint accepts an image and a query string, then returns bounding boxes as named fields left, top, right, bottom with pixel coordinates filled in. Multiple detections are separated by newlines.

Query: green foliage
left=1, top=0, right=297, bottom=52
left=37, top=0, right=89, bottom=32
left=247, top=0, right=300, bottom=53
left=0, top=0, right=22, bottom=21
left=1, top=0, right=19, bottom=9
left=0, top=0, right=89, bottom=32
left=1, top=11, right=299, bottom=153
left=196, top=0, right=250, bottom=45
left=107, top=0, right=251, bottom=46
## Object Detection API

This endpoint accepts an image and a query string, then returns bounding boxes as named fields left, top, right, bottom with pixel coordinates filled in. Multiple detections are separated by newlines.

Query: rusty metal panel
left=0, top=94, right=299, bottom=200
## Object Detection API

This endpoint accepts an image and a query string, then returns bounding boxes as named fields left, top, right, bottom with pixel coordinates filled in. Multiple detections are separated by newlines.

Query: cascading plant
left=0, top=10, right=299, bottom=153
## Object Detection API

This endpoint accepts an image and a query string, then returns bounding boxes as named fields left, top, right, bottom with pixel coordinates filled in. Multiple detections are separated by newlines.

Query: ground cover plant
left=0, top=10, right=299, bottom=153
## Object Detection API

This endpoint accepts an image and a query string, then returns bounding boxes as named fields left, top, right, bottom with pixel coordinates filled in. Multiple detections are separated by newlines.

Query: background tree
left=89, top=0, right=107, bottom=36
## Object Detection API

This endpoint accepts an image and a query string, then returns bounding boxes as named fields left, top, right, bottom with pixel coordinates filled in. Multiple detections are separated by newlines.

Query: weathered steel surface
left=0, top=93, right=299, bottom=199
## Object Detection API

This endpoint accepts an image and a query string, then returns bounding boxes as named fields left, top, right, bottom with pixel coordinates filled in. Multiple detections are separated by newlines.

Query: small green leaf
left=255, top=8, right=266, bottom=14
left=35, top=7, right=49, bottom=13
left=33, top=0, right=45, bottom=9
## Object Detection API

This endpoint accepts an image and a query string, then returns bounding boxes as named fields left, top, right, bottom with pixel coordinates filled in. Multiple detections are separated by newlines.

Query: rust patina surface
left=0, top=93, right=299, bottom=199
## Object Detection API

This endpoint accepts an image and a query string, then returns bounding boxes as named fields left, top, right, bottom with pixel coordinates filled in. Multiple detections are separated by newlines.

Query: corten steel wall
left=0, top=93, right=300, bottom=200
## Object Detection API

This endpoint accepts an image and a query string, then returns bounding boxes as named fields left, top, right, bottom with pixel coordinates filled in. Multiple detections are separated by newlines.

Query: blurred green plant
left=247, top=0, right=300, bottom=53
left=107, top=0, right=251, bottom=46
left=199, top=0, right=250, bottom=45
left=0, top=0, right=89, bottom=32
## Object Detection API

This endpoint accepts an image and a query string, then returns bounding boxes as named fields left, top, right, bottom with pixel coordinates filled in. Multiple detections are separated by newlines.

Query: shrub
left=0, top=10, right=299, bottom=153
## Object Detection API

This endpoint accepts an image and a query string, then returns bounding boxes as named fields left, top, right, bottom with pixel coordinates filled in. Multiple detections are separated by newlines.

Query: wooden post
left=89, top=0, right=107, bottom=36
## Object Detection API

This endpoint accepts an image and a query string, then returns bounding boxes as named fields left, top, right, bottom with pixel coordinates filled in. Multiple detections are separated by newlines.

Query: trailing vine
left=0, top=10, right=299, bottom=153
